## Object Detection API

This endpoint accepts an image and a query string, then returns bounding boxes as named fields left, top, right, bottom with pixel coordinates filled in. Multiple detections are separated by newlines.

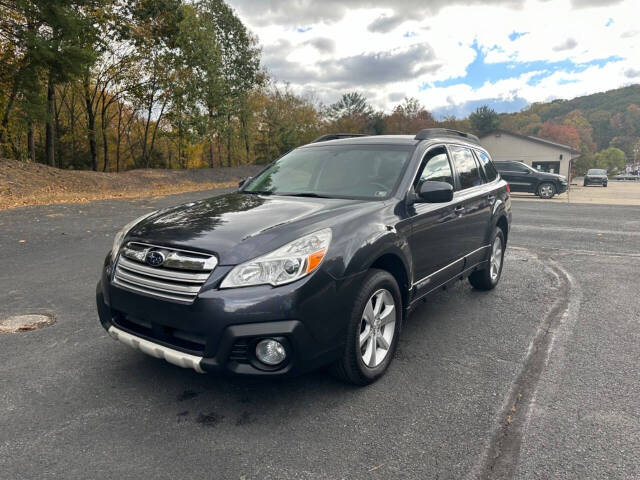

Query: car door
left=497, top=161, right=535, bottom=192
left=407, top=145, right=465, bottom=293
left=447, top=145, right=493, bottom=266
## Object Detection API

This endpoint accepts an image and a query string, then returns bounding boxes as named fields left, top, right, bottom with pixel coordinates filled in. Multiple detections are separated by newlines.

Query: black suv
left=583, top=169, right=608, bottom=187
left=96, top=129, right=511, bottom=385
left=494, top=160, right=568, bottom=199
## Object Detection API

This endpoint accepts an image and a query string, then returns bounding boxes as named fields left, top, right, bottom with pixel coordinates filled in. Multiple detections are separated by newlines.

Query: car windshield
left=243, top=144, right=414, bottom=200
left=588, top=169, right=607, bottom=175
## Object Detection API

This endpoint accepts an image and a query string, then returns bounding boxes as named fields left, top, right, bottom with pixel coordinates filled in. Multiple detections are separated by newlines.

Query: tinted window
left=450, top=146, right=483, bottom=190
left=497, top=162, right=529, bottom=173
left=475, top=150, right=498, bottom=181
left=245, top=144, right=413, bottom=200
left=416, top=149, right=454, bottom=187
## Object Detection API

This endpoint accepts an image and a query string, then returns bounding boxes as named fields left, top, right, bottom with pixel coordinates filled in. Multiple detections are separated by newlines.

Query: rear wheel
left=538, top=182, right=555, bottom=199
left=469, top=228, right=505, bottom=291
left=331, top=269, right=402, bottom=385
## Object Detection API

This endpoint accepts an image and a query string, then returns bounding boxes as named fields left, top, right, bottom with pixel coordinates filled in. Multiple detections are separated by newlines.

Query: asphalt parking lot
left=1, top=190, right=639, bottom=479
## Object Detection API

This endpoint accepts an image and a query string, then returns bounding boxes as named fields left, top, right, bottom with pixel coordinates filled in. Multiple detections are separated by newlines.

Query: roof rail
left=414, top=128, right=480, bottom=144
left=311, top=133, right=368, bottom=143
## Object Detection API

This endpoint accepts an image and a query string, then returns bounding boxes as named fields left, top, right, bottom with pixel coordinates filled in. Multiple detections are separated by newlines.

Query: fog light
left=255, top=339, right=286, bottom=366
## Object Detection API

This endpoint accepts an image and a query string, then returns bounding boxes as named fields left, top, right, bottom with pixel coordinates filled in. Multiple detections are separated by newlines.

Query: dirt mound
left=0, top=159, right=262, bottom=209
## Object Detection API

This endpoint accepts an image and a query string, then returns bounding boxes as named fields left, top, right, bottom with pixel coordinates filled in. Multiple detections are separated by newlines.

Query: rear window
left=497, top=162, right=529, bottom=173
left=475, top=150, right=498, bottom=181
left=450, top=146, right=483, bottom=190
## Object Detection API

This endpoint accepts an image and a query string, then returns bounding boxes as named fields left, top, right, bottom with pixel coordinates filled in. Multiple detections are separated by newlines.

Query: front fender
left=338, top=226, right=412, bottom=282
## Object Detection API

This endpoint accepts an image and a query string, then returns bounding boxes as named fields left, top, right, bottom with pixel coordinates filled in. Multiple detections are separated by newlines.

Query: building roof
left=479, top=129, right=581, bottom=154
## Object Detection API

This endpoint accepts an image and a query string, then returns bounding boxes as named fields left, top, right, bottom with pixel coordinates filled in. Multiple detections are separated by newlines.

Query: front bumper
left=557, top=182, right=569, bottom=193
left=584, top=177, right=607, bottom=185
left=97, top=257, right=364, bottom=375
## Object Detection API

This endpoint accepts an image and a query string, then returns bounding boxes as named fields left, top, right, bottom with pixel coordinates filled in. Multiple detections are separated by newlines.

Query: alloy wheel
left=359, top=289, right=396, bottom=368
left=539, top=184, right=554, bottom=198
left=490, top=236, right=503, bottom=281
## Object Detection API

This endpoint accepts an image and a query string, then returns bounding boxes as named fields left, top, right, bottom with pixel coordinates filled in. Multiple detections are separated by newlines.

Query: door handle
left=454, top=205, right=465, bottom=215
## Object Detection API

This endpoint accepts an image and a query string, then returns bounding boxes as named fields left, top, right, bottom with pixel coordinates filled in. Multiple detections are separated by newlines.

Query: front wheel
left=538, top=182, right=556, bottom=199
left=469, top=229, right=505, bottom=291
left=331, top=269, right=402, bottom=385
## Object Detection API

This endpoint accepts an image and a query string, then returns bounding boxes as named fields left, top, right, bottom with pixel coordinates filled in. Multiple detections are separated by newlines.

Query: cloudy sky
left=226, top=0, right=640, bottom=118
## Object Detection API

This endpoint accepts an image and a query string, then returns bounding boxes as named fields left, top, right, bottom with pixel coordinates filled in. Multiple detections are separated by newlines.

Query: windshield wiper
left=279, top=192, right=332, bottom=198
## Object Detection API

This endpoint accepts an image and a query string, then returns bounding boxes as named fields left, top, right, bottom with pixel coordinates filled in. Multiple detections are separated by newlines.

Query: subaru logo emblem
left=145, top=251, right=165, bottom=267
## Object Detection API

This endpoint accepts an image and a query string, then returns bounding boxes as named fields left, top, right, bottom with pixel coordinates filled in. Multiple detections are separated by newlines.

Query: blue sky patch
left=508, top=31, right=528, bottom=41
left=421, top=42, right=624, bottom=90
left=605, top=18, right=614, bottom=27
left=433, top=97, right=530, bottom=119
left=403, top=31, right=417, bottom=38
left=296, top=26, right=312, bottom=33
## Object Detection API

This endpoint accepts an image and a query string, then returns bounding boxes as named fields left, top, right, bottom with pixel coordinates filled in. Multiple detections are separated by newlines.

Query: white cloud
left=227, top=0, right=640, bottom=113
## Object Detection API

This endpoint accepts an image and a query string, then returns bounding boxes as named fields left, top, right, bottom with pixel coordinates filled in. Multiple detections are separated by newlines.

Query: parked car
left=494, top=160, right=568, bottom=199
left=96, top=129, right=511, bottom=385
left=612, top=173, right=639, bottom=181
left=584, top=169, right=608, bottom=187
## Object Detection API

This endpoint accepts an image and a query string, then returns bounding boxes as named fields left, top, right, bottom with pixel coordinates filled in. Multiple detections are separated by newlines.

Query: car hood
left=127, top=193, right=374, bottom=265
left=538, top=172, right=566, bottom=181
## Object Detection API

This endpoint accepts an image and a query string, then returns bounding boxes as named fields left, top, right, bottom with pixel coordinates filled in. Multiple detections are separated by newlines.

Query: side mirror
left=415, top=181, right=454, bottom=203
left=237, top=177, right=252, bottom=189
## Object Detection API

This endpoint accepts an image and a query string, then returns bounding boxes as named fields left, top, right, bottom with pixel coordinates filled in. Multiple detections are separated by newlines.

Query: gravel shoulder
left=511, top=178, right=640, bottom=206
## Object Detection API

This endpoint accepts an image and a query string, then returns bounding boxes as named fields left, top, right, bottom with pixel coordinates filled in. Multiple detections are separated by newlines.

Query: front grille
left=113, top=242, right=217, bottom=303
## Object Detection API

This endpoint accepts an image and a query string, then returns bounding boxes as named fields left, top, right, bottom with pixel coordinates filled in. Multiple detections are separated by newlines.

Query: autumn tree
left=469, top=105, right=499, bottom=136
left=0, top=0, right=101, bottom=164
left=385, top=97, right=436, bottom=134
left=537, top=122, right=581, bottom=150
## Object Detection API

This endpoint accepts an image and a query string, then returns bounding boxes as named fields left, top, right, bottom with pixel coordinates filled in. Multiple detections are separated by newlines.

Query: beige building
left=480, top=130, right=580, bottom=179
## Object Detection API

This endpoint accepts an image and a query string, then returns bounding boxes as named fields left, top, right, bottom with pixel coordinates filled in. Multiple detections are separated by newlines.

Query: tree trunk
left=27, top=121, right=35, bottom=162
left=83, top=75, right=98, bottom=171
left=102, top=121, right=109, bottom=172
left=208, top=107, right=215, bottom=167
left=0, top=78, right=18, bottom=149
left=147, top=98, right=167, bottom=168
left=226, top=113, right=232, bottom=167
left=116, top=103, right=122, bottom=173
left=54, top=85, right=65, bottom=167
left=101, top=96, right=110, bottom=172
left=241, top=113, right=250, bottom=164
left=46, top=75, right=56, bottom=167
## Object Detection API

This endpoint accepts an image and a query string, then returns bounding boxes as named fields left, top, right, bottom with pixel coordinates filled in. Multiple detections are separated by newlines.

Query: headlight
left=220, top=228, right=332, bottom=288
left=110, top=211, right=156, bottom=262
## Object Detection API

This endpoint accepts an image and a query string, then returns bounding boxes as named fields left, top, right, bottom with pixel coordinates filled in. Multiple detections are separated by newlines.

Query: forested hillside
left=498, top=84, right=640, bottom=158
left=1, top=1, right=638, bottom=175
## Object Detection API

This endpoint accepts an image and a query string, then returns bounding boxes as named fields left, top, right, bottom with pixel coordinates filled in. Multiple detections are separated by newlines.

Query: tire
left=583, top=181, right=587, bottom=187
left=469, top=228, right=505, bottom=291
left=603, top=183, right=607, bottom=188
left=330, top=269, right=402, bottom=385
left=538, top=182, right=556, bottom=199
